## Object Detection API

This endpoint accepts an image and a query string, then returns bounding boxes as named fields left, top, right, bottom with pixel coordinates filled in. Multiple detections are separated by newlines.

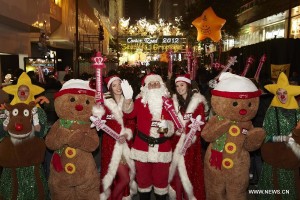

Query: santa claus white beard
left=142, top=88, right=164, bottom=120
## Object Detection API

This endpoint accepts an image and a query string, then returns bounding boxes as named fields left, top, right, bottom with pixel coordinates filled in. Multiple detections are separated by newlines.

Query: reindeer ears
left=29, top=101, right=36, bottom=108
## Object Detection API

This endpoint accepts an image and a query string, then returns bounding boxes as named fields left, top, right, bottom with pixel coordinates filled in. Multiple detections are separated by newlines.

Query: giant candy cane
left=186, top=48, right=193, bottom=74
left=208, top=56, right=237, bottom=88
left=240, top=56, right=254, bottom=77
left=168, top=49, right=174, bottom=73
left=254, top=54, right=266, bottom=82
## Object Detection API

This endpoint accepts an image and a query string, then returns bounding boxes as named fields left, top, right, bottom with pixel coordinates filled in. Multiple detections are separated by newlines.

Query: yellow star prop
left=160, top=52, right=169, bottom=63
left=2, top=72, right=44, bottom=105
left=192, top=7, right=226, bottom=42
left=265, top=72, right=300, bottom=109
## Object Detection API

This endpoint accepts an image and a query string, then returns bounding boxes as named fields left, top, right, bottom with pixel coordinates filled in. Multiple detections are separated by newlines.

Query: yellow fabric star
left=2, top=72, right=44, bottom=105
left=160, top=52, right=169, bottom=63
left=265, top=72, right=300, bottom=109
left=192, top=7, right=226, bottom=42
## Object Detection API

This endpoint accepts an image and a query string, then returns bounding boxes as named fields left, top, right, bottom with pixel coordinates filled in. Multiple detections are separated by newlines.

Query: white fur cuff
left=92, top=105, right=105, bottom=118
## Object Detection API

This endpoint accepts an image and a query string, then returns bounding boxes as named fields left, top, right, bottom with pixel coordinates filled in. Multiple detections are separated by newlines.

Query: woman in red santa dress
left=92, top=75, right=137, bottom=200
left=169, top=74, right=207, bottom=200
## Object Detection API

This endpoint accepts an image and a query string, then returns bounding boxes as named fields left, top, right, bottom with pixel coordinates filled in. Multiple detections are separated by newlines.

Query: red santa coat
left=93, top=95, right=137, bottom=200
left=169, top=93, right=207, bottom=200
left=124, top=96, right=175, bottom=163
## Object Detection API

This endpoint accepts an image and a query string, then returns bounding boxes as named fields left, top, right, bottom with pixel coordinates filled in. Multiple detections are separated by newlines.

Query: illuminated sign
left=119, top=36, right=186, bottom=52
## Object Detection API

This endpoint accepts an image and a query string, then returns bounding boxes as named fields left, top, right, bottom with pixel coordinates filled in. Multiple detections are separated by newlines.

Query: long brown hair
left=175, top=83, right=197, bottom=113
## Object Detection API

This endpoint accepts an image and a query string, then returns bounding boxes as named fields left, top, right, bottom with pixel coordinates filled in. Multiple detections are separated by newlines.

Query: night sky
left=126, top=0, right=152, bottom=23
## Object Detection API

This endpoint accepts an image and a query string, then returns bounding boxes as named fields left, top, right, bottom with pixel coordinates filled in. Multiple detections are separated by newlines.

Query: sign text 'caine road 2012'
left=119, top=36, right=186, bottom=52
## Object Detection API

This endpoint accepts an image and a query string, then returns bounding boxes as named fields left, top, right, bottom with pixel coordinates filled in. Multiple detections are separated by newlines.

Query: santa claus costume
left=92, top=75, right=137, bottom=200
left=122, top=74, right=175, bottom=200
left=168, top=74, right=207, bottom=200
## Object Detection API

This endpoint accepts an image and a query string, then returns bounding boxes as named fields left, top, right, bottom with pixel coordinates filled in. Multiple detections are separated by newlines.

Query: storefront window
left=290, top=6, right=300, bottom=39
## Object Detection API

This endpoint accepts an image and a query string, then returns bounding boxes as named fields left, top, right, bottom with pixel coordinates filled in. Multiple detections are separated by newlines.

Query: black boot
left=139, top=191, right=151, bottom=200
left=154, top=193, right=167, bottom=200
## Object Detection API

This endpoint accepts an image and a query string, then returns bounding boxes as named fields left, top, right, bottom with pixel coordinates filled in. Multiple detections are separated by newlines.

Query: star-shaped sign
left=192, top=7, right=226, bottom=42
left=160, top=52, right=169, bottom=63
left=2, top=72, right=44, bottom=105
left=265, top=72, right=300, bottom=109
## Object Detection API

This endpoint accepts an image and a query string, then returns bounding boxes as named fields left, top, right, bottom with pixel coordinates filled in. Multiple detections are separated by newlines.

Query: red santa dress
left=92, top=94, right=137, bottom=200
left=168, top=92, right=207, bottom=200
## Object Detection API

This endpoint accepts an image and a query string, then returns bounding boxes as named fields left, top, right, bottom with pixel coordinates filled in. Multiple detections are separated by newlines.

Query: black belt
left=137, top=131, right=168, bottom=147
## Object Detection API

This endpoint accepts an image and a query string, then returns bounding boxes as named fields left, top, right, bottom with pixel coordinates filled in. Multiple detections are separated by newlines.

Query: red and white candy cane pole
left=91, top=52, right=106, bottom=105
left=191, top=56, right=198, bottom=80
left=186, top=48, right=193, bottom=74
left=241, top=56, right=254, bottom=77
left=162, top=96, right=184, bottom=129
left=168, top=49, right=174, bottom=73
left=180, top=115, right=204, bottom=155
left=254, top=54, right=267, bottom=82
left=37, top=66, right=45, bottom=84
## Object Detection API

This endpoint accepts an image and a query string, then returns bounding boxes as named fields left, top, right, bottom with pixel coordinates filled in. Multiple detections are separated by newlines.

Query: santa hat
left=104, top=75, right=121, bottom=89
left=141, top=73, right=163, bottom=86
left=175, top=74, right=191, bottom=84
left=211, top=72, right=261, bottom=99
left=55, top=79, right=95, bottom=99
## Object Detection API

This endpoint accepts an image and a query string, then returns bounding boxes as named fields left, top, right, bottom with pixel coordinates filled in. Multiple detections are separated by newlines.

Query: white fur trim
left=107, top=76, right=121, bottom=89
left=168, top=186, right=176, bottom=200
left=144, top=74, right=163, bottom=86
left=100, top=189, right=111, bottom=200
left=287, top=141, right=300, bottom=159
left=9, top=128, right=35, bottom=145
left=92, top=105, right=106, bottom=118
left=175, top=77, right=191, bottom=84
left=102, top=137, right=137, bottom=199
left=123, top=127, right=133, bottom=141
left=123, top=100, right=134, bottom=113
left=154, top=186, right=168, bottom=195
left=131, top=148, right=172, bottom=163
left=172, top=93, right=208, bottom=129
left=168, top=133, right=195, bottom=199
left=138, top=186, right=152, bottom=192
left=103, top=95, right=124, bottom=126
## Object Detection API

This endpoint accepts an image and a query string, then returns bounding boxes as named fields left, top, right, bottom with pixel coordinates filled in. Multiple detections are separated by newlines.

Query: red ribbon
left=209, top=149, right=223, bottom=170
left=52, top=152, right=63, bottom=172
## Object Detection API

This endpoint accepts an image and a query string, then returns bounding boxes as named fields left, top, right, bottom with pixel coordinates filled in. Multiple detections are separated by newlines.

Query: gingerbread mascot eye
left=232, top=102, right=238, bottom=107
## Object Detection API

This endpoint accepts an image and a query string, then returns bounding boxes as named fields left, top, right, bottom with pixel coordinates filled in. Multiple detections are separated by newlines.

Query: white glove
left=158, top=120, right=168, bottom=129
left=121, top=79, right=133, bottom=100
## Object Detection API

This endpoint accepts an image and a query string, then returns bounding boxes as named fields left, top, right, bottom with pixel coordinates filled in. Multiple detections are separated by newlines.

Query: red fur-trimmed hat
left=55, top=79, right=95, bottom=99
left=104, top=75, right=121, bottom=89
left=211, top=72, right=261, bottom=99
left=141, top=73, right=163, bottom=86
left=175, top=74, right=191, bottom=84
